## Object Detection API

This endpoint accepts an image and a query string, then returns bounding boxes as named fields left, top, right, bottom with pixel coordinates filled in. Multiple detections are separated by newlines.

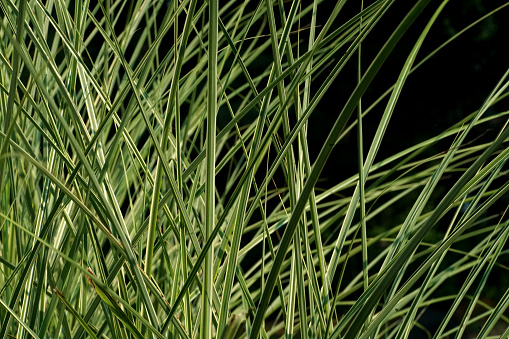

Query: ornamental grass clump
left=1, top=0, right=509, bottom=338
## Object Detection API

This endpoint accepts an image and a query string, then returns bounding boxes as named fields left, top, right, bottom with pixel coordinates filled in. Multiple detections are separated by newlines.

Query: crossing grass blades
left=1, top=0, right=509, bottom=338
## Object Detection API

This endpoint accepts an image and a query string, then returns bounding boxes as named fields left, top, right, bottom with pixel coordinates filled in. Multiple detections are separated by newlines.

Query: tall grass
left=1, top=0, right=509, bottom=338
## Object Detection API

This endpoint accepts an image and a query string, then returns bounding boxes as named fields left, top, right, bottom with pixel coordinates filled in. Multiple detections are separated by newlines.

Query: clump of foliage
left=1, top=0, right=509, bottom=338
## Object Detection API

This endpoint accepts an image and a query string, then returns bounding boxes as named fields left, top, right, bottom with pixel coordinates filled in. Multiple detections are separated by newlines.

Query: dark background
left=309, top=0, right=507, bottom=182
left=310, top=1, right=508, bottom=337
left=244, top=1, right=509, bottom=337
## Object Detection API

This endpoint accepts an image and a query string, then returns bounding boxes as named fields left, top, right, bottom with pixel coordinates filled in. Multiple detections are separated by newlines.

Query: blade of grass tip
left=201, top=0, right=218, bottom=338
left=73, top=261, right=124, bottom=339
left=335, top=3, right=509, bottom=171
left=248, top=0, right=431, bottom=337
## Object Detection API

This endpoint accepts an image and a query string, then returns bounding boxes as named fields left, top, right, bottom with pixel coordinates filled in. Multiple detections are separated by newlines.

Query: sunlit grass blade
left=1, top=0, right=508, bottom=338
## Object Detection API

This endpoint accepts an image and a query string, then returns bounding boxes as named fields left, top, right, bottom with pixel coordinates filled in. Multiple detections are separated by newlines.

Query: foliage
left=0, top=0, right=508, bottom=338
